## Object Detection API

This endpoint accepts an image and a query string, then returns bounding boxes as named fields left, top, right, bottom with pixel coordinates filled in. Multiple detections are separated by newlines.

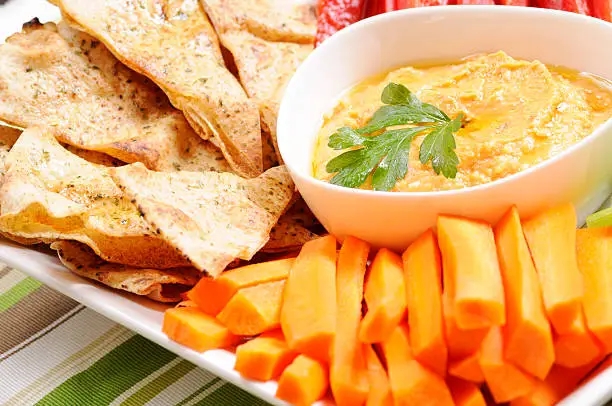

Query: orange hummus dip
left=313, top=51, right=612, bottom=192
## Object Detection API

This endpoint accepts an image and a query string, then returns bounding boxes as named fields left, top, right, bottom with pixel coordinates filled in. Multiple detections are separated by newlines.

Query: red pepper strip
left=563, top=0, right=590, bottom=13
left=316, top=0, right=367, bottom=46
left=397, top=0, right=449, bottom=7
left=533, top=0, right=563, bottom=8
left=383, top=0, right=397, bottom=12
left=456, top=0, right=496, bottom=4
left=591, top=0, right=611, bottom=20
left=364, top=0, right=383, bottom=17
left=496, top=0, right=529, bottom=5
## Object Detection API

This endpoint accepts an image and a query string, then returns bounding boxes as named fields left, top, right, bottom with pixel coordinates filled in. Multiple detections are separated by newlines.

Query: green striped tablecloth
left=0, top=267, right=270, bottom=406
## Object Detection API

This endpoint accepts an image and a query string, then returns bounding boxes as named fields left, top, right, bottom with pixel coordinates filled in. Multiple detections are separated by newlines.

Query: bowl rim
left=277, top=5, right=612, bottom=198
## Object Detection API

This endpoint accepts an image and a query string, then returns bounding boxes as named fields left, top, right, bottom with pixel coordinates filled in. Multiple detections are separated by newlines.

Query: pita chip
left=53, top=240, right=200, bottom=302
left=110, top=163, right=294, bottom=276
left=0, top=20, right=229, bottom=173
left=56, top=0, right=263, bottom=177
left=200, top=0, right=314, bottom=161
left=0, top=127, right=190, bottom=268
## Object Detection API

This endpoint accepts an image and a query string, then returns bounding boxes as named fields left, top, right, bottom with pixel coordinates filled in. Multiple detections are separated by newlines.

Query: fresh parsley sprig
left=325, top=83, right=463, bottom=191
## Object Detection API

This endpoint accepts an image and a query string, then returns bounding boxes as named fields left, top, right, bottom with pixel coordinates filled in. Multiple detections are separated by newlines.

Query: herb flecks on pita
left=0, top=20, right=229, bottom=173
left=110, top=163, right=294, bottom=277
left=0, top=127, right=190, bottom=268
left=56, top=0, right=263, bottom=177
left=200, top=0, right=314, bottom=162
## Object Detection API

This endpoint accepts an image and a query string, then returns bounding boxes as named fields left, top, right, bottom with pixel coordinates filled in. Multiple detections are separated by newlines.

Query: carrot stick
left=281, top=236, right=337, bottom=363
left=187, top=258, right=294, bottom=315
left=522, top=203, right=583, bottom=335
left=494, top=206, right=555, bottom=379
left=402, top=229, right=447, bottom=376
left=510, top=358, right=604, bottom=406
left=554, top=310, right=603, bottom=368
left=162, top=307, right=238, bottom=352
left=234, top=332, right=297, bottom=381
left=381, top=325, right=454, bottom=406
left=216, top=280, right=285, bottom=336
left=331, top=236, right=370, bottom=406
left=577, top=227, right=612, bottom=352
left=443, top=292, right=489, bottom=360
left=479, top=327, right=535, bottom=403
left=447, top=377, right=486, bottom=406
left=438, top=215, right=506, bottom=330
left=359, top=248, right=407, bottom=344
left=364, top=345, right=393, bottom=406
left=448, top=352, right=484, bottom=383
left=276, top=354, right=329, bottom=406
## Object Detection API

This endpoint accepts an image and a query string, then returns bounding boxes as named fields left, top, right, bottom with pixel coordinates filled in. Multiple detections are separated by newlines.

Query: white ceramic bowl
left=277, top=6, right=612, bottom=250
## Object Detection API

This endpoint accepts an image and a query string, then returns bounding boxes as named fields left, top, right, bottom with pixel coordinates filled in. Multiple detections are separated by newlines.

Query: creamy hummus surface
left=313, top=51, right=612, bottom=192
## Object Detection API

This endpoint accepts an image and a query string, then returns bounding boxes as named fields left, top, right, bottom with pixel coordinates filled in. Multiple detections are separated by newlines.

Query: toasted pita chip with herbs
left=52, top=240, right=200, bottom=302
left=0, top=127, right=190, bottom=268
left=262, top=218, right=318, bottom=253
left=0, top=20, right=229, bottom=174
left=200, top=0, right=316, bottom=44
left=55, top=0, right=263, bottom=177
left=199, top=0, right=313, bottom=162
left=110, top=163, right=295, bottom=277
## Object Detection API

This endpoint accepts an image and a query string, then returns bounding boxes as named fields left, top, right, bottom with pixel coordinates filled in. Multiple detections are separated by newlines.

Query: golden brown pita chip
left=201, top=6, right=313, bottom=161
left=0, top=127, right=190, bottom=268
left=110, top=163, right=294, bottom=277
left=262, top=218, right=317, bottom=253
left=200, top=0, right=316, bottom=43
left=52, top=240, right=200, bottom=302
left=0, top=20, right=229, bottom=173
left=56, top=0, right=263, bottom=177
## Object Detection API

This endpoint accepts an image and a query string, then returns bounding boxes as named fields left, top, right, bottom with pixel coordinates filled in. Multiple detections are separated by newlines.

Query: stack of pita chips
left=0, top=0, right=320, bottom=302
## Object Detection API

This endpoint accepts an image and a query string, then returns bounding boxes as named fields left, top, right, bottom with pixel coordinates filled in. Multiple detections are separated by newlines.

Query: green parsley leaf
left=419, top=114, right=463, bottom=179
left=326, top=127, right=425, bottom=191
left=326, top=83, right=462, bottom=191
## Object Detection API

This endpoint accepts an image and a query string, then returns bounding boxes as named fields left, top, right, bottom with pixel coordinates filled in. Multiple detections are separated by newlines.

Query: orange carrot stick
left=494, top=206, right=555, bottom=379
left=402, top=229, right=447, bottom=376
left=443, top=292, right=489, bottom=360
left=522, top=203, right=583, bottom=335
left=364, top=345, right=393, bottom=406
left=276, top=355, right=329, bottom=406
left=448, top=352, right=484, bottom=383
left=510, top=358, right=604, bottom=406
left=281, top=236, right=337, bottom=363
left=554, top=310, right=603, bottom=368
left=234, top=332, right=297, bottom=381
left=381, top=325, right=454, bottom=406
left=331, top=236, right=370, bottom=406
left=187, top=258, right=294, bottom=315
left=359, top=248, right=407, bottom=344
left=438, top=215, right=506, bottom=329
left=479, top=327, right=535, bottom=403
left=577, top=227, right=612, bottom=352
left=162, top=307, right=238, bottom=352
left=216, top=280, right=285, bottom=336
left=447, top=377, right=486, bottom=406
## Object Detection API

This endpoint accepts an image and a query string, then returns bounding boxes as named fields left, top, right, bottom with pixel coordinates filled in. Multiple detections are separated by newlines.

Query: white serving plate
left=0, top=2, right=611, bottom=406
